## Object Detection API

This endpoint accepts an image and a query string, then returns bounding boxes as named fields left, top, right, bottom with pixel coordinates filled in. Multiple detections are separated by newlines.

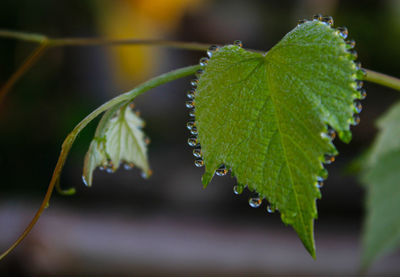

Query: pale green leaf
left=83, top=138, right=108, bottom=186
left=361, top=101, right=400, bottom=267
left=83, top=104, right=150, bottom=186
left=194, top=20, right=362, bottom=257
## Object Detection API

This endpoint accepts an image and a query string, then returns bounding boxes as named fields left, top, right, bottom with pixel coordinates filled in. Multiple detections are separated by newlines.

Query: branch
left=0, top=41, right=49, bottom=105
left=0, top=30, right=210, bottom=51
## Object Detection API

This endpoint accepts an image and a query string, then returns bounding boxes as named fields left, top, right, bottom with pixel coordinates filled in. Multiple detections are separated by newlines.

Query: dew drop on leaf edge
left=82, top=175, right=89, bottom=187
left=190, top=127, right=198, bottom=135
left=233, top=40, right=243, bottom=47
left=215, top=165, right=228, bottom=176
left=199, top=57, right=209, bottom=67
left=267, top=204, right=275, bottom=213
left=187, top=121, right=195, bottom=130
left=193, top=148, right=202, bottom=158
left=233, top=184, right=244, bottom=195
left=207, top=45, right=219, bottom=58
left=249, top=197, right=262, bottom=208
left=195, top=159, right=204, bottom=167
left=188, top=137, right=198, bottom=147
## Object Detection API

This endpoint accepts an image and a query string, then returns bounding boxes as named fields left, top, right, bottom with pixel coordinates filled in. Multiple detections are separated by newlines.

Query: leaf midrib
left=264, top=59, right=312, bottom=252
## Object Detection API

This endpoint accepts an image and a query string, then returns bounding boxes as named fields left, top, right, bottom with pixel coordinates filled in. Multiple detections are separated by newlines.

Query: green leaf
left=361, top=101, right=400, bottom=268
left=83, top=104, right=150, bottom=187
left=194, top=20, right=362, bottom=257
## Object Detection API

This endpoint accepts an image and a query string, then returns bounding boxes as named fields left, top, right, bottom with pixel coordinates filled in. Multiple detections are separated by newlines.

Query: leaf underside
left=195, top=20, right=362, bottom=257
left=83, top=104, right=150, bottom=186
left=361, top=101, right=400, bottom=267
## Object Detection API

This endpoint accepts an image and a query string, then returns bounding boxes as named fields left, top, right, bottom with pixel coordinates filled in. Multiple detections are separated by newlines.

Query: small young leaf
left=361, top=101, right=400, bottom=267
left=194, top=20, right=361, bottom=256
left=83, top=104, right=150, bottom=186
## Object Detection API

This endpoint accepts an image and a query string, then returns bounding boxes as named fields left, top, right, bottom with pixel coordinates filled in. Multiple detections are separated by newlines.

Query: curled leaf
left=83, top=104, right=151, bottom=187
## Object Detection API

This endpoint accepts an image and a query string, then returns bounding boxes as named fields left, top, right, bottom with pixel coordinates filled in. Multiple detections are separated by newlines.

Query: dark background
left=1, top=0, right=400, bottom=276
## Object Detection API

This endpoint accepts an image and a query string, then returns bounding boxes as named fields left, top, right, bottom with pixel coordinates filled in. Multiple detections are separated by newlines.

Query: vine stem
left=0, top=30, right=209, bottom=105
left=0, top=30, right=210, bottom=50
left=1, top=29, right=400, bottom=103
left=0, top=40, right=49, bottom=106
left=0, top=64, right=200, bottom=260
left=364, top=69, right=400, bottom=92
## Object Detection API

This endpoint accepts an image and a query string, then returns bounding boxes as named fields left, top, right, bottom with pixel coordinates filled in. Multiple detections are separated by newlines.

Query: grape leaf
left=83, top=104, right=150, bottom=187
left=361, top=101, right=400, bottom=268
left=193, top=19, right=363, bottom=257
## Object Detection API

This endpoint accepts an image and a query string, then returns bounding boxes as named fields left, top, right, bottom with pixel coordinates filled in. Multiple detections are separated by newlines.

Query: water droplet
left=190, top=127, right=198, bottom=135
left=327, top=127, right=336, bottom=140
left=145, top=137, right=151, bottom=145
left=346, top=39, right=356, bottom=49
left=298, top=19, right=307, bottom=26
left=140, top=169, right=152, bottom=179
left=321, top=16, right=334, bottom=26
left=324, top=154, right=335, bottom=164
left=207, top=45, right=219, bottom=58
left=359, top=88, right=367, bottom=100
left=186, top=100, right=195, bottom=109
left=233, top=184, right=244, bottom=195
left=233, top=40, right=243, bottom=47
left=337, top=27, right=348, bottom=39
left=313, top=14, right=322, bottom=21
left=190, top=78, right=199, bottom=87
left=354, top=100, right=362, bottom=113
left=322, top=127, right=336, bottom=140
left=215, top=165, right=228, bottom=176
left=187, top=89, right=196, bottom=99
left=348, top=49, right=358, bottom=59
left=129, top=103, right=135, bottom=109
left=195, top=69, right=204, bottom=78
left=189, top=109, right=195, bottom=117
left=188, top=137, right=199, bottom=147
left=187, top=121, right=195, bottom=130
left=82, top=175, right=88, bottom=186
left=199, top=57, right=209, bottom=66
left=99, top=166, right=105, bottom=171
left=356, top=80, right=364, bottom=90
left=267, top=204, right=275, bottom=213
left=352, top=114, right=361, bottom=126
left=106, top=167, right=114, bottom=174
left=193, top=148, right=202, bottom=158
left=124, top=163, right=134, bottom=170
left=194, top=159, right=204, bottom=167
left=316, top=177, right=324, bottom=188
left=355, top=61, right=362, bottom=70
left=249, top=197, right=262, bottom=208
left=135, top=110, right=141, bottom=116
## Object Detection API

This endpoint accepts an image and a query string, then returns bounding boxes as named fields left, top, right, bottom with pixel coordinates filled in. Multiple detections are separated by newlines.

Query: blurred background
left=0, top=0, right=400, bottom=276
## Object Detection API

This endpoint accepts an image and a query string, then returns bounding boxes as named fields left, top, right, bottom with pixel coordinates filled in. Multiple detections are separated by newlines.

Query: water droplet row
left=300, top=15, right=366, bottom=184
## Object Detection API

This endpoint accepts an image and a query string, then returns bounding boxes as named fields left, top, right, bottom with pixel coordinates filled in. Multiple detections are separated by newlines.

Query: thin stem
left=0, top=64, right=200, bottom=260
left=364, top=69, right=400, bottom=92
left=0, top=41, right=49, bottom=104
left=0, top=29, right=210, bottom=51
left=0, top=30, right=47, bottom=43
left=49, top=38, right=210, bottom=51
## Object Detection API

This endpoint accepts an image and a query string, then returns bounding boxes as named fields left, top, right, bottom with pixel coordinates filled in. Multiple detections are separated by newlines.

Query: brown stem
left=0, top=41, right=49, bottom=105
